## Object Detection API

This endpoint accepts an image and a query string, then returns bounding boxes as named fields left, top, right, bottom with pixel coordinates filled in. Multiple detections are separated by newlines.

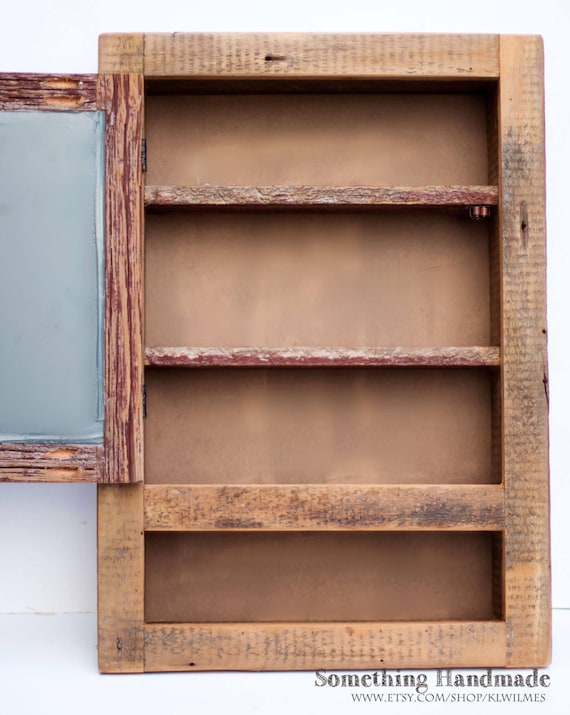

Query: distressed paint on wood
left=0, top=74, right=97, bottom=111
left=144, top=346, right=500, bottom=369
left=499, top=35, right=550, bottom=667
left=144, top=621, right=506, bottom=671
left=98, top=74, right=144, bottom=484
left=98, top=484, right=144, bottom=672
left=0, top=74, right=102, bottom=481
left=136, top=33, right=499, bottom=79
left=144, top=484, right=504, bottom=531
left=0, top=443, right=101, bottom=482
left=145, top=185, right=499, bottom=209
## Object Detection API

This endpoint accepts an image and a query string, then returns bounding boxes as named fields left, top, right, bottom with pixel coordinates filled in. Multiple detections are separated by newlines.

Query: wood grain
left=144, top=484, right=504, bottom=531
left=98, top=34, right=144, bottom=73
left=94, top=31, right=549, bottom=672
left=0, top=74, right=97, bottom=111
left=145, top=185, right=499, bottom=209
left=144, top=346, right=500, bottom=368
left=499, top=36, right=550, bottom=667
left=0, top=73, right=100, bottom=484
left=0, top=443, right=101, bottom=482
left=98, top=74, right=144, bottom=484
left=98, top=484, right=144, bottom=672
left=139, top=33, right=499, bottom=79
left=144, top=621, right=506, bottom=671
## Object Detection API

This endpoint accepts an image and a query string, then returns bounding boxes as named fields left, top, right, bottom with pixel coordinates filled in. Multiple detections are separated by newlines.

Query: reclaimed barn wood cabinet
left=0, top=33, right=550, bottom=671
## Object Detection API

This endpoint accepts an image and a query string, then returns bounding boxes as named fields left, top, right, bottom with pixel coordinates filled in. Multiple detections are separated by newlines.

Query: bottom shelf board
left=142, top=621, right=508, bottom=672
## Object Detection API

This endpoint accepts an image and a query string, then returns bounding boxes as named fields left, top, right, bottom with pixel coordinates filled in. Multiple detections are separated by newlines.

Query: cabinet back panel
left=145, top=368, right=492, bottom=485
left=146, top=213, right=490, bottom=348
left=145, top=531, right=495, bottom=622
left=145, top=93, right=488, bottom=186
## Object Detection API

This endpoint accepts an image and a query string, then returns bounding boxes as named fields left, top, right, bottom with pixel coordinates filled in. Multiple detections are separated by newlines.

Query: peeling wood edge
left=144, top=185, right=499, bottom=209
left=98, top=73, right=145, bottom=483
left=0, top=443, right=102, bottom=482
left=144, top=346, right=501, bottom=369
left=0, top=74, right=97, bottom=111
left=144, top=484, right=505, bottom=531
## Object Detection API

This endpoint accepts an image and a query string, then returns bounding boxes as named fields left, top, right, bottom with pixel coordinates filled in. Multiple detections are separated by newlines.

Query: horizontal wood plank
left=145, top=185, right=499, bottom=209
left=145, top=346, right=500, bottom=368
left=144, top=621, right=506, bottom=671
left=138, top=33, right=499, bottom=79
left=0, top=443, right=102, bottom=482
left=144, top=484, right=504, bottom=531
left=0, top=74, right=97, bottom=111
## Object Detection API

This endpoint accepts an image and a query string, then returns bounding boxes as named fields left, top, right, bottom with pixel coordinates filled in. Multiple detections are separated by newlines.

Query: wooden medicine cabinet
left=0, top=33, right=550, bottom=672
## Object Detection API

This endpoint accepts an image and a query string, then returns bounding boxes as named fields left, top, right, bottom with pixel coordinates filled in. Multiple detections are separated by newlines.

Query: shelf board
left=144, top=185, right=498, bottom=210
left=144, top=484, right=504, bottom=532
left=144, top=346, right=501, bottom=368
left=143, top=621, right=507, bottom=671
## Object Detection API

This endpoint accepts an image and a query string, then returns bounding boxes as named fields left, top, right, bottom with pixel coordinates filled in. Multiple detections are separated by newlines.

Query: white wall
left=1, top=0, right=568, bottom=625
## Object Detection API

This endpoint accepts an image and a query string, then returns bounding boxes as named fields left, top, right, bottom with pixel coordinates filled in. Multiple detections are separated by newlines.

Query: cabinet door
left=0, top=74, right=105, bottom=482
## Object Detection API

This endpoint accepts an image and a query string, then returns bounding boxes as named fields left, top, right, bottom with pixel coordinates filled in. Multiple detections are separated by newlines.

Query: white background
left=1, top=1, right=569, bottom=713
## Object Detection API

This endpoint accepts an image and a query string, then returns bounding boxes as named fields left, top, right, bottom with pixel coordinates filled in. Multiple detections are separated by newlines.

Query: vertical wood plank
left=499, top=35, right=550, bottom=666
left=98, top=34, right=144, bottom=73
left=98, top=484, right=144, bottom=672
left=97, top=74, right=144, bottom=484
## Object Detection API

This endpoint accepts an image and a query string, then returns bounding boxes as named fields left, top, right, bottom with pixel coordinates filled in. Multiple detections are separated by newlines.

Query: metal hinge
left=142, top=384, right=147, bottom=419
left=142, top=138, right=147, bottom=173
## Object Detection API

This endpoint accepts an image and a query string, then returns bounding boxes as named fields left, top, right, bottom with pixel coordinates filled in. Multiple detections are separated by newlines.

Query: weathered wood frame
left=0, top=74, right=104, bottom=483
left=96, top=33, right=549, bottom=671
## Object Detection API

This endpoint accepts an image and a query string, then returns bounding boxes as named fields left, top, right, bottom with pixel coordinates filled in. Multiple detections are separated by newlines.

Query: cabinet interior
left=143, top=78, right=502, bottom=624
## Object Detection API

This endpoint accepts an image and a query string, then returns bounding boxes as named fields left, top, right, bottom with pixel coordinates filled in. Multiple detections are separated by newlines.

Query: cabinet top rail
left=99, top=33, right=502, bottom=79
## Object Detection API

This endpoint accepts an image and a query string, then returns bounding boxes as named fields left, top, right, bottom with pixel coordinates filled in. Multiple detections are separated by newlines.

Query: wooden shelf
left=144, top=185, right=498, bottom=211
left=144, top=346, right=501, bottom=368
left=144, top=484, right=504, bottom=532
left=144, top=621, right=506, bottom=671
